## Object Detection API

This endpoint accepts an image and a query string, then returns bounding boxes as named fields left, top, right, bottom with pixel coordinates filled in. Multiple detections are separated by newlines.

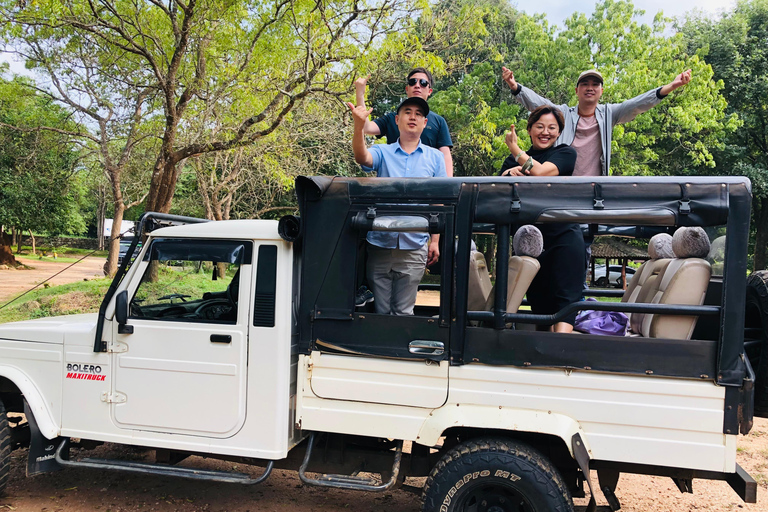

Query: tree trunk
left=0, top=230, right=18, bottom=267
left=29, top=230, right=36, bottom=255
left=754, top=199, right=768, bottom=272
left=97, top=190, right=107, bottom=251
left=13, top=227, right=21, bottom=254
left=103, top=201, right=125, bottom=277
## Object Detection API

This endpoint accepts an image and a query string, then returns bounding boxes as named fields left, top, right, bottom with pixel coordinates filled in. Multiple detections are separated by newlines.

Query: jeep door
left=299, top=198, right=454, bottom=409
left=111, top=239, right=251, bottom=437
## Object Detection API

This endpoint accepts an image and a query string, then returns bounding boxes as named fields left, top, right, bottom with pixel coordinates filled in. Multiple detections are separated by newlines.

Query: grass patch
left=16, top=255, right=98, bottom=264
left=0, top=278, right=112, bottom=324
left=14, top=245, right=108, bottom=259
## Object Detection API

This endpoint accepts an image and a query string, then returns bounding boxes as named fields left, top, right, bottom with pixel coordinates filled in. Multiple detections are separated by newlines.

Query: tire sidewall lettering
left=440, top=469, right=518, bottom=510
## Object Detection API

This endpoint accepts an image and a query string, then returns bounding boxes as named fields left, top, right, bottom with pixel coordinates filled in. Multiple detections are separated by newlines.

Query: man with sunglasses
left=501, top=67, right=692, bottom=176
left=355, top=68, right=454, bottom=176
left=347, top=96, right=446, bottom=315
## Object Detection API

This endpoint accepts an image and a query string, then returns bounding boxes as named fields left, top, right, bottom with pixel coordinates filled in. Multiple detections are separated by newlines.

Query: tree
left=0, top=76, right=84, bottom=266
left=680, top=0, right=768, bottom=270
left=507, top=0, right=737, bottom=177
left=1, top=0, right=420, bottom=211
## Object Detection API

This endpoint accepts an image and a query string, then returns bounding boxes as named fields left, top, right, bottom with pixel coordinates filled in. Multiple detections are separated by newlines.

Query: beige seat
left=622, top=233, right=675, bottom=323
left=484, top=255, right=541, bottom=313
left=467, top=250, right=493, bottom=311
left=631, top=227, right=712, bottom=340
left=484, top=225, right=543, bottom=314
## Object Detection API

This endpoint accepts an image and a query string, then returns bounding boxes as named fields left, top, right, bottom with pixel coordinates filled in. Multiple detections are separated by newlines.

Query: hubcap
left=458, top=483, right=533, bottom=512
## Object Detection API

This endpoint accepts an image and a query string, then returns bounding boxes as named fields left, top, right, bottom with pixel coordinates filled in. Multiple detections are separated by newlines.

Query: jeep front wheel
left=0, top=400, right=10, bottom=495
left=422, top=438, right=573, bottom=512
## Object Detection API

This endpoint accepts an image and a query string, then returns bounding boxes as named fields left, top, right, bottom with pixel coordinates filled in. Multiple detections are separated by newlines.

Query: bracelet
left=521, top=157, right=534, bottom=172
left=514, top=150, right=525, bottom=160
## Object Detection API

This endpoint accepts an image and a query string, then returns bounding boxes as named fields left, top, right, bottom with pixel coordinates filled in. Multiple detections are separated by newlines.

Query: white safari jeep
left=0, top=176, right=760, bottom=511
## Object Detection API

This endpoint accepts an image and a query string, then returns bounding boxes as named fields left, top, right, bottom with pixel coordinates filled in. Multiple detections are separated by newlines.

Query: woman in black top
left=500, top=106, right=584, bottom=333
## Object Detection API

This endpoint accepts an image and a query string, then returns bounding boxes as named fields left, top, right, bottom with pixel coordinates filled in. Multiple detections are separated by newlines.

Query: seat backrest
left=636, top=227, right=712, bottom=340
left=483, top=255, right=542, bottom=313
left=484, top=225, right=543, bottom=314
left=629, top=268, right=664, bottom=334
left=622, top=232, right=675, bottom=305
left=505, top=255, right=541, bottom=312
left=622, top=258, right=671, bottom=304
left=640, top=258, right=711, bottom=339
left=467, top=250, right=492, bottom=311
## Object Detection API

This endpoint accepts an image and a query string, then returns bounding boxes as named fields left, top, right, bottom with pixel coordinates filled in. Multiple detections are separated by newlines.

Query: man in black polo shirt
left=354, top=68, right=454, bottom=176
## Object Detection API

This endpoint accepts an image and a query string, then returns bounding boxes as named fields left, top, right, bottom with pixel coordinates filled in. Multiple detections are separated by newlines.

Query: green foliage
left=680, top=0, right=768, bottom=197
left=363, top=0, right=734, bottom=177
left=0, top=76, right=85, bottom=236
left=509, top=0, right=737, bottom=177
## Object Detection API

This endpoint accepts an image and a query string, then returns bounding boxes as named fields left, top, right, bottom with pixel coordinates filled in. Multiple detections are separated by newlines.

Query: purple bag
left=574, top=298, right=629, bottom=336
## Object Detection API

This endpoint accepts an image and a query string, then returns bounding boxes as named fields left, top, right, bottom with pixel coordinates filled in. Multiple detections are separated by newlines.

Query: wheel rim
left=457, top=482, right=535, bottom=512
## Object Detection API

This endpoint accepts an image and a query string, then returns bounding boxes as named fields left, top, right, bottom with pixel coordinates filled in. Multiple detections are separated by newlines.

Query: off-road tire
left=0, top=400, right=10, bottom=496
left=746, top=270, right=768, bottom=416
left=422, top=438, right=573, bottom=512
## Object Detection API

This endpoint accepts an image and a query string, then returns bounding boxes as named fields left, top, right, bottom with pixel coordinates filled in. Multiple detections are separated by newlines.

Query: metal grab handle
left=409, top=340, right=444, bottom=356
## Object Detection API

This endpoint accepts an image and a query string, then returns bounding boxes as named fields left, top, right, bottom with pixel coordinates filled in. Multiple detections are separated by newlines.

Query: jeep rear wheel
left=746, top=270, right=768, bottom=417
left=0, top=400, right=10, bottom=496
left=422, top=438, right=573, bottom=512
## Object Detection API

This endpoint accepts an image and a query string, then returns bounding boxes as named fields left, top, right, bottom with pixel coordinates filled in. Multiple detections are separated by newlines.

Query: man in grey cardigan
left=501, top=67, right=692, bottom=175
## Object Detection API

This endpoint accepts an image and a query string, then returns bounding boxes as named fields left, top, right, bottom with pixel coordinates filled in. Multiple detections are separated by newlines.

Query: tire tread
left=0, top=400, right=10, bottom=496
left=422, top=437, right=572, bottom=512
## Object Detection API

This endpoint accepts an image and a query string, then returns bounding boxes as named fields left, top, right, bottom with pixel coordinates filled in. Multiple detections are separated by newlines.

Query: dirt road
left=1, top=418, right=765, bottom=511
left=0, top=256, right=106, bottom=305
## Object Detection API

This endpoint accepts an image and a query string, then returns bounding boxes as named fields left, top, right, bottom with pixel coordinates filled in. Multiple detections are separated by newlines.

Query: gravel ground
left=0, top=256, right=106, bottom=305
left=1, top=418, right=765, bottom=512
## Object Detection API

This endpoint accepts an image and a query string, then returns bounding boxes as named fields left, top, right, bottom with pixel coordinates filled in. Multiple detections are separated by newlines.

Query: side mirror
left=115, top=290, right=129, bottom=325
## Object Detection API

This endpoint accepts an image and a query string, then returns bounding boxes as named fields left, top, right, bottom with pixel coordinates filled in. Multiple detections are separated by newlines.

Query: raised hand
left=502, top=66, right=518, bottom=90
left=505, top=124, right=519, bottom=150
left=347, top=102, right=373, bottom=125
left=671, top=69, right=692, bottom=90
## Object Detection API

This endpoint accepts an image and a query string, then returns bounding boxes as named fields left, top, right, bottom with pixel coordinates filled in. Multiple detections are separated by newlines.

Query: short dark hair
left=407, top=67, right=433, bottom=87
left=527, top=105, right=565, bottom=133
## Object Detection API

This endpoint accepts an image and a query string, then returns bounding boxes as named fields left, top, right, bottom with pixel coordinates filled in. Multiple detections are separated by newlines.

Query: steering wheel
left=195, top=299, right=234, bottom=321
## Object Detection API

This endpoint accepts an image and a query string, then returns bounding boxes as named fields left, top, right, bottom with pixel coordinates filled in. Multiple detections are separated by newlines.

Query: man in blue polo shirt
left=348, top=96, right=447, bottom=315
left=355, top=68, right=454, bottom=176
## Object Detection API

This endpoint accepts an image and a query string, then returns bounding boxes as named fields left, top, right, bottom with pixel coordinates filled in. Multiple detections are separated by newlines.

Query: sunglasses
left=407, top=78, right=430, bottom=88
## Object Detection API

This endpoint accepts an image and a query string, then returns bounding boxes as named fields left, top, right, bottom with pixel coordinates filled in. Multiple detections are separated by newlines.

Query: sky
left=520, top=0, right=735, bottom=28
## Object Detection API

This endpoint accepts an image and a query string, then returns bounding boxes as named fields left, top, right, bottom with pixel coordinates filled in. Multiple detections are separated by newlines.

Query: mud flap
left=572, top=433, right=621, bottom=512
left=24, top=400, right=63, bottom=476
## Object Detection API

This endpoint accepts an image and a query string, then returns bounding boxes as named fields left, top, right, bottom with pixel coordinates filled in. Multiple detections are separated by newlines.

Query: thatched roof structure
left=591, top=237, right=648, bottom=261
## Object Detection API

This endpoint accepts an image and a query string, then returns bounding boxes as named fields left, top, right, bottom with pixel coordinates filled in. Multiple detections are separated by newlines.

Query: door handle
left=409, top=340, right=444, bottom=356
left=210, top=334, right=232, bottom=344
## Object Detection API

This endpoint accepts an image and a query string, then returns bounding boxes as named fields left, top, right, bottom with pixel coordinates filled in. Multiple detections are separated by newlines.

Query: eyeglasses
left=407, top=78, right=430, bottom=88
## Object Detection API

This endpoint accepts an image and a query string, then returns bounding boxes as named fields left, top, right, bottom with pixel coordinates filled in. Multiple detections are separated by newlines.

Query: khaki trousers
left=366, top=243, right=428, bottom=315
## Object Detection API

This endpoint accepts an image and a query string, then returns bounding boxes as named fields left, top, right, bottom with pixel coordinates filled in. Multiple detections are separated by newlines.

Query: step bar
left=298, top=432, right=403, bottom=491
left=54, top=438, right=273, bottom=484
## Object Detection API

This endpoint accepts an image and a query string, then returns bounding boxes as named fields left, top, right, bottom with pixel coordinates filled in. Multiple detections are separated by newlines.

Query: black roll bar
left=466, top=302, right=721, bottom=326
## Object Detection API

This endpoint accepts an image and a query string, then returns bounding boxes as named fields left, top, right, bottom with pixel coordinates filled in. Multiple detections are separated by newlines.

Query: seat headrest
left=648, top=233, right=674, bottom=259
left=513, top=225, right=543, bottom=257
left=672, top=227, right=711, bottom=259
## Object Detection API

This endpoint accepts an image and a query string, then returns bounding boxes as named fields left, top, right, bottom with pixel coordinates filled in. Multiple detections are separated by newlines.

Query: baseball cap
left=396, top=97, right=430, bottom=116
left=577, top=69, right=604, bottom=85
